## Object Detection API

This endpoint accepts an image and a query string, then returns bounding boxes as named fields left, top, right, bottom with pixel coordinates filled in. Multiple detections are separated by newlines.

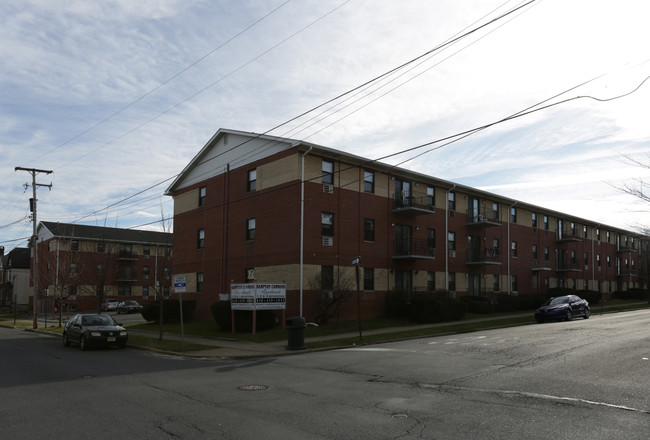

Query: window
left=143, top=266, right=150, bottom=279
left=493, top=275, right=500, bottom=292
left=427, top=186, right=435, bottom=207
left=571, top=250, right=576, bottom=264
left=321, top=266, right=334, bottom=292
left=322, top=160, right=334, bottom=184
left=246, top=218, right=256, bottom=241
left=584, top=252, right=589, bottom=266
left=71, top=240, right=79, bottom=251
left=512, top=275, right=518, bottom=293
left=511, top=241, right=517, bottom=257
left=606, top=231, right=610, bottom=242
left=544, top=246, right=550, bottom=262
left=427, top=272, right=435, bottom=292
left=322, top=212, right=334, bottom=237
left=199, top=186, right=207, bottom=206
left=448, top=273, right=456, bottom=292
left=118, top=286, right=131, bottom=297
left=364, top=170, right=374, bottom=193
left=427, top=229, right=436, bottom=255
left=532, top=212, right=537, bottom=228
left=510, top=207, right=517, bottom=223
left=197, top=229, right=205, bottom=249
left=492, top=202, right=499, bottom=220
left=143, top=245, right=150, bottom=257
left=597, top=254, right=601, bottom=267
left=247, top=170, right=256, bottom=192
left=197, top=272, right=204, bottom=293
left=364, top=218, right=375, bottom=241
left=96, top=264, right=104, bottom=275
left=70, top=263, right=78, bottom=277
left=97, top=242, right=105, bottom=253
left=607, top=255, right=611, bottom=267
left=142, top=286, right=149, bottom=299
left=163, top=267, right=170, bottom=280
left=596, top=228, right=601, bottom=241
left=119, top=243, right=133, bottom=258
left=448, top=232, right=456, bottom=250
left=364, top=268, right=374, bottom=291
left=532, top=244, right=538, bottom=260
left=583, top=225, right=588, bottom=238
left=544, top=215, right=549, bottom=230
left=245, top=267, right=255, bottom=283
left=448, top=191, right=456, bottom=211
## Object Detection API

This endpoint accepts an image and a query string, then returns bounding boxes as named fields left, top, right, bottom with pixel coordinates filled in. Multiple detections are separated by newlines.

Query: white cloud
left=2, top=0, right=650, bottom=249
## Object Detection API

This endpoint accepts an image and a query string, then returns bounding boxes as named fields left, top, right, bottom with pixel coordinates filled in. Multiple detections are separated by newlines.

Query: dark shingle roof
left=40, top=222, right=172, bottom=246
left=7, top=247, right=30, bottom=268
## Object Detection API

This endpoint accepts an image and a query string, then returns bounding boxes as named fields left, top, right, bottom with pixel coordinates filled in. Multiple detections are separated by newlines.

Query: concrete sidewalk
left=5, top=303, right=647, bottom=360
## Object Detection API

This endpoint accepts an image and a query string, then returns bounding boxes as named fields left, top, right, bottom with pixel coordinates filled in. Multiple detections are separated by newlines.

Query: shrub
left=385, top=291, right=466, bottom=323
left=613, top=289, right=649, bottom=301
left=210, top=301, right=276, bottom=332
left=141, top=299, right=196, bottom=324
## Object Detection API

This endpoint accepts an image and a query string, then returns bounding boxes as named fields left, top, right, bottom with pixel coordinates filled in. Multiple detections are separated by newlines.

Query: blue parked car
left=534, top=295, right=590, bottom=323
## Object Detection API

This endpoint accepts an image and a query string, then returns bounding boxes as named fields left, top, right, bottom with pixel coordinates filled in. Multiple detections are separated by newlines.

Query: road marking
left=343, top=347, right=417, bottom=353
left=420, top=383, right=649, bottom=414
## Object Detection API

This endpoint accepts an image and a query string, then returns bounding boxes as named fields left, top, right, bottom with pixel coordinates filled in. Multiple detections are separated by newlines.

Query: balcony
left=118, top=250, right=138, bottom=261
left=555, top=261, right=582, bottom=272
left=556, top=227, right=582, bottom=242
left=531, top=259, right=551, bottom=271
left=392, top=238, right=436, bottom=260
left=616, top=244, right=636, bottom=253
left=466, top=208, right=501, bottom=227
left=616, top=266, right=637, bottom=277
left=392, top=191, right=435, bottom=216
left=466, top=246, right=501, bottom=265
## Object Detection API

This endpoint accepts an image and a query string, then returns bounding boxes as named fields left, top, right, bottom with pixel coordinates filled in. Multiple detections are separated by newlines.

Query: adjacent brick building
left=166, top=128, right=648, bottom=321
left=35, top=222, right=172, bottom=313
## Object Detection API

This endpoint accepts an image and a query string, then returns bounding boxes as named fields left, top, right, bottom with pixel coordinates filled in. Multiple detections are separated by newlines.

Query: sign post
left=230, top=283, right=287, bottom=334
left=173, top=275, right=187, bottom=351
left=352, top=256, right=362, bottom=341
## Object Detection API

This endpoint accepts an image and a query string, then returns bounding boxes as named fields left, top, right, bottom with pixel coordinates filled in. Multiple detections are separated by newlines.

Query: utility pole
left=15, top=167, right=52, bottom=329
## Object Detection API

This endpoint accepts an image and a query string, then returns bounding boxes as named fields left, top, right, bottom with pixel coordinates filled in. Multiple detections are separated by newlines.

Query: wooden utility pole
left=15, top=167, right=52, bottom=329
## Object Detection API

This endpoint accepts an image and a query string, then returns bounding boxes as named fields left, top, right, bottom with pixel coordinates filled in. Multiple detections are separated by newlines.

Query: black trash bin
left=286, top=316, right=306, bottom=350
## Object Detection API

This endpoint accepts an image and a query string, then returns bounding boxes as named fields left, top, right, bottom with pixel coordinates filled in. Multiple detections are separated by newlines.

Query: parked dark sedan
left=117, top=300, right=143, bottom=314
left=534, top=295, right=590, bottom=323
left=63, top=314, right=128, bottom=350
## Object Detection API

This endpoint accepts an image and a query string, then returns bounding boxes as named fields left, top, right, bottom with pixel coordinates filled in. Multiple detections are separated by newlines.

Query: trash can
left=286, top=316, right=306, bottom=350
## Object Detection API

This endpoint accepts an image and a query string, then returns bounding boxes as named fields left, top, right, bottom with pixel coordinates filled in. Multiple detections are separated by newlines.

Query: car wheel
left=583, top=308, right=590, bottom=319
left=566, top=310, right=573, bottom=321
left=63, top=332, right=70, bottom=347
left=80, top=336, right=87, bottom=351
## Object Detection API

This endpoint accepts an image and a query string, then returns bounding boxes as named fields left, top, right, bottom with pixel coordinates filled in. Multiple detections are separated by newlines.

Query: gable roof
left=3, top=247, right=30, bottom=269
left=165, top=128, right=308, bottom=195
left=38, top=222, right=172, bottom=246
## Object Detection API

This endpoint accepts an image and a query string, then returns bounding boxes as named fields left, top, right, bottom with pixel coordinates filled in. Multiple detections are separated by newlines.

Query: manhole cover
left=392, top=413, right=408, bottom=419
left=238, top=384, right=269, bottom=391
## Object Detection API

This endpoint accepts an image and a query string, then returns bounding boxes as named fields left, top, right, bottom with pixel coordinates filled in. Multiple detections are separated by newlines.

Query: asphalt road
left=1, top=309, right=648, bottom=439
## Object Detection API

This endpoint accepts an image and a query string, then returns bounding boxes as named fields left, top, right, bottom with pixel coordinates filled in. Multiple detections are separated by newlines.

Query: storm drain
left=238, top=384, right=270, bottom=391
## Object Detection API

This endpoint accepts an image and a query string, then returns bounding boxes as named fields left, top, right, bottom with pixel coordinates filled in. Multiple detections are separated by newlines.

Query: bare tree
left=307, top=266, right=356, bottom=324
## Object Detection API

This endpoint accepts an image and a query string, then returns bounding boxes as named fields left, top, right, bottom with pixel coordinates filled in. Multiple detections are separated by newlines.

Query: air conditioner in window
left=323, top=183, right=334, bottom=194
left=322, top=236, right=333, bottom=246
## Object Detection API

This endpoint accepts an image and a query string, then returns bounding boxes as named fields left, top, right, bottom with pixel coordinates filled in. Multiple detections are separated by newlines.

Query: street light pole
left=15, top=167, right=52, bottom=329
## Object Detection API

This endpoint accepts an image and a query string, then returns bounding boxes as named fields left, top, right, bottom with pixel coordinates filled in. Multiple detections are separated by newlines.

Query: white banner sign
left=230, top=283, right=286, bottom=311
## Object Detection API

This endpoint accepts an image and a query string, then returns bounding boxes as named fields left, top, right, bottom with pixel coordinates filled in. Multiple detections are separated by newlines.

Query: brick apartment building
left=166, top=128, right=647, bottom=321
left=35, top=222, right=173, bottom=313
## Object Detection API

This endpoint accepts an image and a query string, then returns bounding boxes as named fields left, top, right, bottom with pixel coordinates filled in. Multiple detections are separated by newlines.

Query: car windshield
left=547, top=297, right=570, bottom=306
left=125, top=301, right=137, bottom=305
left=82, top=315, right=115, bottom=326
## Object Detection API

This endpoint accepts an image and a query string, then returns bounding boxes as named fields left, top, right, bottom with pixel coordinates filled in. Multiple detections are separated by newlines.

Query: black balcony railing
left=466, top=208, right=500, bottom=226
left=392, top=190, right=434, bottom=215
left=393, top=238, right=435, bottom=259
left=467, top=246, right=501, bottom=265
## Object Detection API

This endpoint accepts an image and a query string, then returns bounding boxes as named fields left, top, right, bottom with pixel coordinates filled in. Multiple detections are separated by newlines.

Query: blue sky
left=2, top=0, right=650, bottom=252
